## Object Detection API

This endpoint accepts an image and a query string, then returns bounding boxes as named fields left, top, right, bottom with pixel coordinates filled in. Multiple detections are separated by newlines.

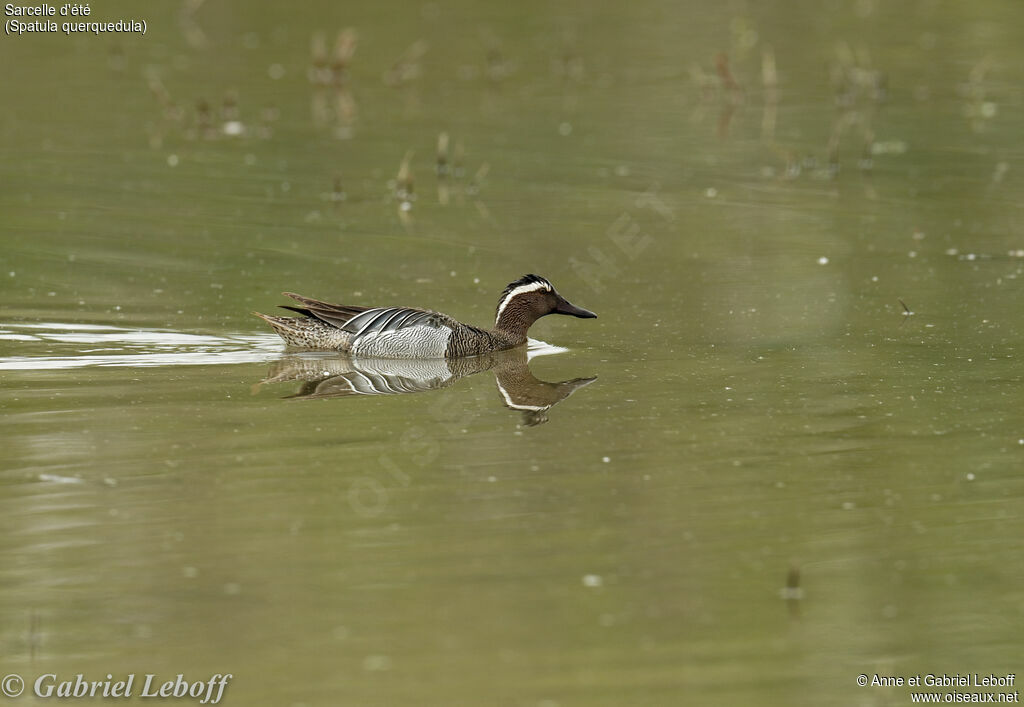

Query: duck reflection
left=255, top=346, right=595, bottom=426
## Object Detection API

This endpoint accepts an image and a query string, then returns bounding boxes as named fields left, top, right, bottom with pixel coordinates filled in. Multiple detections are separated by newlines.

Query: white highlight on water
left=0, top=324, right=569, bottom=371
left=0, top=322, right=282, bottom=370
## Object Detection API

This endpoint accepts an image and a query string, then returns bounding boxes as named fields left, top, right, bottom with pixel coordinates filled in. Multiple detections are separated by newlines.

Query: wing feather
left=282, top=292, right=371, bottom=329
left=279, top=294, right=448, bottom=351
left=347, top=306, right=442, bottom=338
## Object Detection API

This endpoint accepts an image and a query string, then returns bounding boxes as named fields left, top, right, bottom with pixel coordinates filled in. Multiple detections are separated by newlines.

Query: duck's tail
left=253, top=311, right=307, bottom=342
left=253, top=311, right=349, bottom=351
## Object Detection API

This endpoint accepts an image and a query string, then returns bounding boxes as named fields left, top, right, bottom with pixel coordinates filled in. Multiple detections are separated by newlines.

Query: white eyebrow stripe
left=495, top=281, right=551, bottom=324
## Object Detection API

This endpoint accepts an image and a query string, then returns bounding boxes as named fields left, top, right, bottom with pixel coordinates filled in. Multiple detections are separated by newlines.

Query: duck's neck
left=492, top=303, right=539, bottom=345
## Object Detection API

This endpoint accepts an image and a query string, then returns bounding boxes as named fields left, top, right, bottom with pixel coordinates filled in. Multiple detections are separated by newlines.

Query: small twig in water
left=898, top=298, right=913, bottom=327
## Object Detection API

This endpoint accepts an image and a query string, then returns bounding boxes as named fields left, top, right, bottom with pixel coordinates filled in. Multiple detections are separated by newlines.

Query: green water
left=3, top=1, right=1024, bottom=705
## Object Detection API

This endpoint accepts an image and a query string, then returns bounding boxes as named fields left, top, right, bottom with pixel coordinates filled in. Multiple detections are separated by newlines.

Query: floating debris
left=331, top=28, right=358, bottom=85
left=822, top=42, right=886, bottom=186
left=436, top=133, right=451, bottom=205
left=193, top=97, right=215, bottom=140
left=688, top=62, right=718, bottom=101
left=858, top=135, right=874, bottom=170
left=832, top=42, right=886, bottom=107
left=715, top=52, right=742, bottom=94
left=474, top=200, right=493, bottom=223
left=481, top=28, right=515, bottom=82
left=715, top=52, right=743, bottom=138
left=330, top=174, right=346, bottom=203
left=311, top=29, right=358, bottom=137
left=309, top=32, right=332, bottom=86
left=871, top=141, right=908, bottom=155
left=221, top=90, right=240, bottom=122
left=384, top=40, right=428, bottom=86
left=553, top=28, right=585, bottom=83
left=396, top=150, right=415, bottom=209
left=961, top=54, right=997, bottom=133
left=467, top=162, right=489, bottom=196
left=436, top=132, right=450, bottom=176
left=781, top=564, right=803, bottom=618
left=426, top=137, right=490, bottom=208
left=108, top=43, right=125, bottom=73
left=453, top=139, right=465, bottom=178
left=991, top=161, right=1010, bottom=187
left=761, top=45, right=778, bottom=140
left=256, top=105, right=278, bottom=140
left=333, top=88, right=356, bottom=139
left=897, top=297, right=914, bottom=326
left=146, top=71, right=183, bottom=123
left=179, top=0, right=208, bottom=49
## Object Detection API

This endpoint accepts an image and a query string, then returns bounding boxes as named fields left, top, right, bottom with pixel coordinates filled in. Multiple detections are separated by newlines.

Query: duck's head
left=494, top=274, right=596, bottom=336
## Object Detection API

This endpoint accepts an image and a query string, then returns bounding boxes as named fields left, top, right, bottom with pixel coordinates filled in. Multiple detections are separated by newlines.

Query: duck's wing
left=281, top=292, right=372, bottom=329
left=281, top=293, right=442, bottom=335
left=342, top=307, right=443, bottom=337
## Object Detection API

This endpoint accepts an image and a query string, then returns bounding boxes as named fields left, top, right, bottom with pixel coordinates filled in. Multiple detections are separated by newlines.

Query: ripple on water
left=0, top=324, right=568, bottom=370
left=0, top=322, right=283, bottom=370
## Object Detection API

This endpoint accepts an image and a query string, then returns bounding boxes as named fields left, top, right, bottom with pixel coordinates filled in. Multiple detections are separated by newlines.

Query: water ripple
left=0, top=323, right=568, bottom=370
left=0, top=322, right=283, bottom=370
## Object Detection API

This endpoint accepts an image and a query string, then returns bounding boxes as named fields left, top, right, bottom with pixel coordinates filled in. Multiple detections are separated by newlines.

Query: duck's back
left=346, top=307, right=454, bottom=358
left=259, top=291, right=523, bottom=358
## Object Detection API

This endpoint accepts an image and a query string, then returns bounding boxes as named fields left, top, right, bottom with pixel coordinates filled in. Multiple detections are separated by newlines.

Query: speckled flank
left=253, top=313, right=353, bottom=351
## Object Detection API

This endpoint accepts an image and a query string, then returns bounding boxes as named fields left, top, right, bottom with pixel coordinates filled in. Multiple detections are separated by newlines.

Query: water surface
left=2, top=1, right=1024, bottom=705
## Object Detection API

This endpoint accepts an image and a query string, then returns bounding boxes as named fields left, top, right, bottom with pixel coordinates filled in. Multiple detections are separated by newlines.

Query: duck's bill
left=554, top=297, right=597, bottom=318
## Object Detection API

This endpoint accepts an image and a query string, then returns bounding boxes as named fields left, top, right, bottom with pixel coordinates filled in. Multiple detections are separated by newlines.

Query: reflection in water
left=255, top=344, right=596, bottom=426
left=310, top=29, right=358, bottom=140
left=782, top=563, right=804, bottom=620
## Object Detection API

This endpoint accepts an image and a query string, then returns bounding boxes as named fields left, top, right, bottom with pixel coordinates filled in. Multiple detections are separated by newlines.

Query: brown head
left=493, top=274, right=596, bottom=341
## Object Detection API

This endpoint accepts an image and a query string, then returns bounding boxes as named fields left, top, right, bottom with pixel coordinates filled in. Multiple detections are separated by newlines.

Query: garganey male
left=255, top=274, right=596, bottom=358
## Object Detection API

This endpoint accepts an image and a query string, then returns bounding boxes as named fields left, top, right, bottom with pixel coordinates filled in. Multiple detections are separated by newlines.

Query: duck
left=254, top=274, right=596, bottom=359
